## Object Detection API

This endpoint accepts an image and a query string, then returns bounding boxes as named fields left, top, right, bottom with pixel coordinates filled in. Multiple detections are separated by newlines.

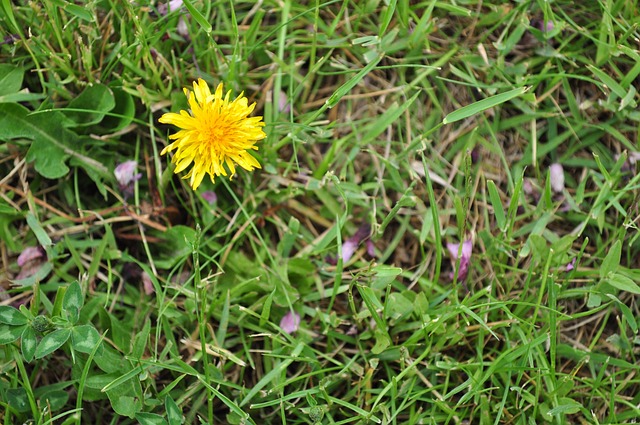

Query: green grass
left=1, top=0, right=640, bottom=424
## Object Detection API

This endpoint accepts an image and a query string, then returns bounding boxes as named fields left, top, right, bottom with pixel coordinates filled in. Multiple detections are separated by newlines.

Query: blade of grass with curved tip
left=182, top=0, right=212, bottom=34
left=325, top=54, right=384, bottom=108
left=443, top=86, right=529, bottom=124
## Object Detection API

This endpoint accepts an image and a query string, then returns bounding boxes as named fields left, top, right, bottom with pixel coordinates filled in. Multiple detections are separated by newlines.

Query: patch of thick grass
left=1, top=0, right=640, bottom=424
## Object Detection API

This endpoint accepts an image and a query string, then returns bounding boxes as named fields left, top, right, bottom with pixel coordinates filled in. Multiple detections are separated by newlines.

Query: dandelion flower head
left=159, top=79, right=266, bottom=190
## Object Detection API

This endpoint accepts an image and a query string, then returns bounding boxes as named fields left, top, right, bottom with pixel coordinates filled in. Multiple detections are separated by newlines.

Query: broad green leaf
left=546, top=398, right=583, bottom=416
left=61, top=2, right=94, bottom=21
left=371, top=265, right=403, bottom=289
left=5, top=388, right=30, bottom=413
left=587, top=292, right=602, bottom=308
left=0, top=91, right=46, bottom=103
left=92, top=346, right=128, bottom=374
left=600, top=240, right=621, bottom=279
left=109, top=394, right=143, bottom=419
left=63, top=281, right=83, bottom=324
left=26, top=212, right=52, bottom=247
left=165, top=395, right=183, bottom=425
left=131, top=318, right=150, bottom=358
left=0, top=64, right=23, bottom=96
left=0, top=305, right=28, bottom=325
left=40, top=390, right=69, bottom=412
left=608, top=273, right=640, bottom=295
left=487, top=180, right=506, bottom=231
left=64, top=84, right=115, bottom=127
left=0, top=323, right=27, bottom=344
left=527, top=235, right=549, bottom=264
left=372, top=328, right=392, bottom=354
left=35, top=328, right=71, bottom=359
left=101, top=86, right=135, bottom=132
left=21, top=326, right=37, bottom=362
left=554, top=376, right=575, bottom=398
left=71, top=325, right=102, bottom=353
left=443, top=86, right=529, bottom=124
left=135, top=413, right=168, bottom=425
left=0, top=103, right=108, bottom=178
left=550, top=235, right=576, bottom=257
left=103, top=365, right=144, bottom=417
left=273, top=275, right=298, bottom=307
left=385, top=292, right=414, bottom=321
left=374, top=265, right=404, bottom=279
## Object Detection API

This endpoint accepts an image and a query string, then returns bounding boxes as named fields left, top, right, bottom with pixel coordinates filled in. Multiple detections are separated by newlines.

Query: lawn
left=1, top=0, right=640, bottom=424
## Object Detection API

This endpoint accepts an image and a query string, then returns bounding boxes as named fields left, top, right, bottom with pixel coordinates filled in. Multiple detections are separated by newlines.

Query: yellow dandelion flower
left=159, top=79, right=266, bottom=190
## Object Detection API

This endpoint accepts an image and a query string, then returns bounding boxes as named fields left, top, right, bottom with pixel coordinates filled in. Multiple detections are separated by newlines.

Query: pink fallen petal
left=168, top=0, right=184, bottom=12
left=628, top=152, right=640, bottom=164
left=340, top=224, right=372, bottom=264
left=522, top=178, right=536, bottom=196
left=537, top=20, right=554, bottom=32
left=365, top=239, right=376, bottom=257
left=157, top=0, right=184, bottom=15
left=142, top=271, right=155, bottom=295
left=566, top=258, right=576, bottom=272
left=341, top=239, right=358, bottom=263
left=16, top=246, right=48, bottom=280
left=114, top=160, right=142, bottom=186
left=549, top=163, right=565, bottom=193
left=326, top=223, right=372, bottom=265
left=447, top=239, right=472, bottom=281
left=17, top=246, right=44, bottom=267
left=201, top=191, right=217, bottom=204
left=280, top=311, right=301, bottom=334
left=176, top=16, right=189, bottom=38
left=115, top=160, right=142, bottom=199
left=278, top=91, right=291, bottom=114
left=447, top=240, right=472, bottom=261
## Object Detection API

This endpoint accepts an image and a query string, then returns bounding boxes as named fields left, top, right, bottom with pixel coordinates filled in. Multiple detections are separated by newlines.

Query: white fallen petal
left=549, top=163, right=565, bottom=193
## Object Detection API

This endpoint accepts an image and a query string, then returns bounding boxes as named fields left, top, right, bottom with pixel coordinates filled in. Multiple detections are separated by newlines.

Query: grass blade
left=443, top=87, right=529, bottom=124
